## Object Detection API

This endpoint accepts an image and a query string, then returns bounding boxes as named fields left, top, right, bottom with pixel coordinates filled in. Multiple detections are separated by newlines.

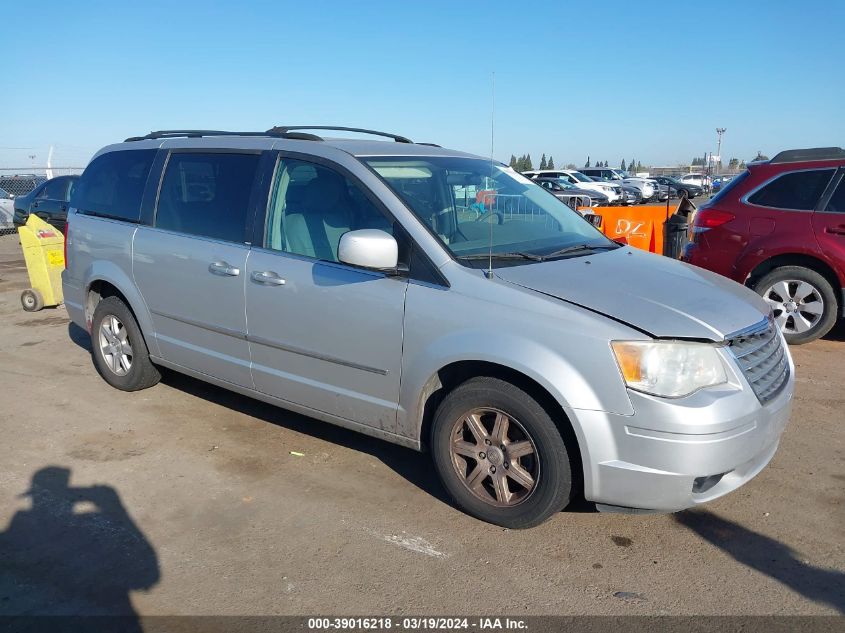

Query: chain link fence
left=0, top=167, right=85, bottom=234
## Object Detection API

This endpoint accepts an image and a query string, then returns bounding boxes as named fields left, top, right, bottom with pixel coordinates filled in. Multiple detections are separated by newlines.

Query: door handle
left=824, top=225, right=845, bottom=236
left=208, top=261, right=240, bottom=276
left=251, top=270, right=286, bottom=286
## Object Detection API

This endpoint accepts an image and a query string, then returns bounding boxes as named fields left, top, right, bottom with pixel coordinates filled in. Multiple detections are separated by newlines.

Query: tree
left=509, top=155, right=517, bottom=169
left=524, top=154, right=533, bottom=171
left=565, top=163, right=577, bottom=170
left=752, top=151, right=769, bottom=162
left=539, top=154, right=547, bottom=170
left=728, top=157, right=739, bottom=170
left=630, top=157, right=636, bottom=173
left=637, top=161, right=643, bottom=172
left=621, top=159, right=627, bottom=171
left=547, top=155, right=555, bottom=169
left=585, top=156, right=591, bottom=168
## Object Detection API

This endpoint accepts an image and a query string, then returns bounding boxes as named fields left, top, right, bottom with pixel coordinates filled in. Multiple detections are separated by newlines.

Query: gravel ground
left=0, top=233, right=842, bottom=617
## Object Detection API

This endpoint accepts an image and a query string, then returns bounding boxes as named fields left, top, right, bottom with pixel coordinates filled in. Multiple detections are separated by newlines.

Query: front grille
left=727, top=319, right=790, bottom=404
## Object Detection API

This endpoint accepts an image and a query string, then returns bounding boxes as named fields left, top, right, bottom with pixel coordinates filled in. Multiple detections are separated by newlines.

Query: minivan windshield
left=364, top=157, right=615, bottom=265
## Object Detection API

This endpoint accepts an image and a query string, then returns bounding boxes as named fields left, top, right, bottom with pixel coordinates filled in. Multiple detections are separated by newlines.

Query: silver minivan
left=62, top=127, right=794, bottom=528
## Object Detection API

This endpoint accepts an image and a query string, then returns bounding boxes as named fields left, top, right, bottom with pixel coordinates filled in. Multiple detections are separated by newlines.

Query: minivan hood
left=494, top=247, right=769, bottom=340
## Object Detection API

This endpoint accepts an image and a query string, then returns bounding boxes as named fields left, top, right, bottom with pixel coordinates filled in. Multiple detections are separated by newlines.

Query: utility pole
left=716, top=128, right=726, bottom=169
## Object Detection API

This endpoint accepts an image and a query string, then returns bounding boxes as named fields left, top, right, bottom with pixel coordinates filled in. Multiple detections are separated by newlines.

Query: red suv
left=683, top=147, right=845, bottom=344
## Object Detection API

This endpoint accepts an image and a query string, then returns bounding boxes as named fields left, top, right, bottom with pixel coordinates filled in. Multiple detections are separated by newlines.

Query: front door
left=245, top=156, right=406, bottom=430
left=813, top=168, right=845, bottom=283
left=31, top=177, right=71, bottom=229
left=133, top=150, right=262, bottom=388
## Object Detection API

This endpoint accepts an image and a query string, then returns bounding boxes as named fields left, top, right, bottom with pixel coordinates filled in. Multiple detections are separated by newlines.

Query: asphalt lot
left=0, top=232, right=842, bottom=616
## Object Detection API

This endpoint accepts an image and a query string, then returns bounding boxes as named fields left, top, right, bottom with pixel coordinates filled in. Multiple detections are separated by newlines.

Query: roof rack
left=266, top=126, right=413, bottom=144
left=125, top=126, right=416, bottom=144
left=769, top=147, right=845, bottom=164
left=124, top=130, right=282, bottom=142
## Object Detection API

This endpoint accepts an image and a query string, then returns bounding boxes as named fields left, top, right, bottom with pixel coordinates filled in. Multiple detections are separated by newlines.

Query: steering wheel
left=475, top=210, right=504, bottom=225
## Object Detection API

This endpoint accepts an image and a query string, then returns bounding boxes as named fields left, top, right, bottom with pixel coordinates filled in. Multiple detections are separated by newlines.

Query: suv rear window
left=155, top=152, right=260, bottom=243
left=747, top=169, right=835, bottom=210
left=72, top=150, right=156, bottom=221
left=707, top=170, right=748, bottom=205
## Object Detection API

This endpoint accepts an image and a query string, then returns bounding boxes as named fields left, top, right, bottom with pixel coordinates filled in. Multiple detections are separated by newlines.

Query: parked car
left=523, top=169, right=623, bottom=204
left=711, top=175, right=735, bottom=193
left=619, top=184, right=642, bottom=205
left=680, top=173, right=711, bottom=191
left=683, top=147, right=845, bottom=344
left=534, top=177, right=608, bottom=207
left=0, top=187, right=14, bottom=229
left=12, top=175, right=79, bottom=231
left=581, top=167, right=657, bottom=201
left=652, top=175, right=703, bottom=199
left=64, top=127, right=794, bottom=528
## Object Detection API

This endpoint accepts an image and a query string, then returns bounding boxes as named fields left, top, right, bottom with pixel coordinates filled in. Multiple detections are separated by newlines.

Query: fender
left=734, top=240, right=833, bottom=286
left=83, top=258, right=161, bottom=358
left=397, top=328, right=636, bottom=439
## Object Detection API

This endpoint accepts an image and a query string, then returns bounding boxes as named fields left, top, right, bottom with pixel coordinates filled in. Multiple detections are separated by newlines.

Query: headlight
left=611, top=341, right=727, bottom=398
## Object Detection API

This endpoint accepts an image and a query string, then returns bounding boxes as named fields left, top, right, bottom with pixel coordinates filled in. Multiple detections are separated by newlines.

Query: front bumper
left=571, top=349, right=794, bottom=512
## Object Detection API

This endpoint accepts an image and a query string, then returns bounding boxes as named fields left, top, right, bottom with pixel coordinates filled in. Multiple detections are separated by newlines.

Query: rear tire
left=754, top=266, right=838, bottom=345
left=91, top=296, right=160, bottom=391
left=678, top=188, right=690, bottom=199
left=430, top=377, right=573, bottom=528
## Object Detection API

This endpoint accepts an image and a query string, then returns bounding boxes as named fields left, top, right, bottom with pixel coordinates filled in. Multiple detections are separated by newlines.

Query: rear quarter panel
left=65, top=212, right=159, bottom=356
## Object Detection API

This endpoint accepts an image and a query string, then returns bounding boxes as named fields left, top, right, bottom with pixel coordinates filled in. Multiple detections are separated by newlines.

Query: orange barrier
left=579, top=203, right=680, bottom=254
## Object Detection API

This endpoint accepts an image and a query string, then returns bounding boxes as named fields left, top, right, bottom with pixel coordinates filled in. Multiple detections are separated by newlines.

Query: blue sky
left=2, top=0, right=843, bottom=169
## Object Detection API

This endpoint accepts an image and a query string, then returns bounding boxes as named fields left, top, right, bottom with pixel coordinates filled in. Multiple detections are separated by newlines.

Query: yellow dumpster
left=17, top=214, right=65, bottom=311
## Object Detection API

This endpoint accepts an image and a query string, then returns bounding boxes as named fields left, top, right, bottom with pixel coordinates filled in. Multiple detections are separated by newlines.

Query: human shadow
left=0, top=466, right=159, bottom=628
left=676, top=509, right=845, bottom=613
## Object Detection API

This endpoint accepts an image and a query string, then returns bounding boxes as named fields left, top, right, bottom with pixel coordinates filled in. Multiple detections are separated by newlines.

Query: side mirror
left=338, top=229, right=399, bottom=271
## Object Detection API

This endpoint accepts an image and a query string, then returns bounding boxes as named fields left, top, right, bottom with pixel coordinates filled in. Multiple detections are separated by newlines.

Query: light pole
left=716, top=128, right=726, bottom=170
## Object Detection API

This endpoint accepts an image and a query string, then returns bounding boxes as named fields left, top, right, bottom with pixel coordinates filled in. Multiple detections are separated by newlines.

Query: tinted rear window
left=747, top=169, right=835, bottom=210
left=155, top=152, right=259, bottom=243
left=707, top=170, right=749, bottom=205
left=72, top=150, right=156, bottom=221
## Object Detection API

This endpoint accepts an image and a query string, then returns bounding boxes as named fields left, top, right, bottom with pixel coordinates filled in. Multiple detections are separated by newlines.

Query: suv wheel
left=755, top=266, right=838, bottom=344
left=430, top=377, right=573, bottom=528
left=91, top=296, right=161, bottom=390
left=678, top=188, right=689, bottom=199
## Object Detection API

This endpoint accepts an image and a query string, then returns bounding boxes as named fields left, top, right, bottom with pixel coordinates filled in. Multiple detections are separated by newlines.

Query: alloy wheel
left=98, top=314, right=133, bottom=376
left=762, top=279, right=825, bottom=334
left=449, top=408, right=539, bottom=507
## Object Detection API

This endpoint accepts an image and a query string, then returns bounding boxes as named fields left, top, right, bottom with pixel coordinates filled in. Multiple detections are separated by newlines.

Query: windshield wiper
left=456, top=252, right=544, bottom=261
left=538, top=243, right=620, bottom=261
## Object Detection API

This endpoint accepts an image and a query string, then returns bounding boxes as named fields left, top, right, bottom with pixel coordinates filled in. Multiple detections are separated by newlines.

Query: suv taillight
left=693, top=209, right=735, bottom=230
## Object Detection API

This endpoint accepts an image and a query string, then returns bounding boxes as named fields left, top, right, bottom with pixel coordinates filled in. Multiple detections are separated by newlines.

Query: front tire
left=430, top=377, right=573, bottom=528
left=754, top=266, right=838, bottom=344
left=91, top=296, right=160, bottom=391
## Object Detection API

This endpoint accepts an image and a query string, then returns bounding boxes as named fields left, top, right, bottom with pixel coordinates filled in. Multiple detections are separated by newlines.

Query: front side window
left=155, top=152, right=260, bottom=242
left=265, top=158, right=392, bottom=262
left=747, top=169, right=835, bottom=211
left=569, top=172, right=593, bottom=183
left=72, top=149, right=156, bottom=221
left=42, top=178, right=68, bottom=200
left=365, top=156, right=614, bottom=265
